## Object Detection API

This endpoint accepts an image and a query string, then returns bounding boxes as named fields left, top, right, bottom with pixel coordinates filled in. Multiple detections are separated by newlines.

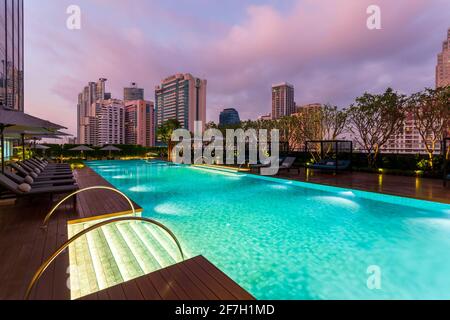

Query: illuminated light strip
left=116, top=223, right=155, bottom=274
left=143, top=224, right=178, bottom=264
left=130, top=223, right=165, bottom=269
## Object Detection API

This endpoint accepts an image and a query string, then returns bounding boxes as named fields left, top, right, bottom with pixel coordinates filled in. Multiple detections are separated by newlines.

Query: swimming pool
left=86, top=160, right=450, bottom=300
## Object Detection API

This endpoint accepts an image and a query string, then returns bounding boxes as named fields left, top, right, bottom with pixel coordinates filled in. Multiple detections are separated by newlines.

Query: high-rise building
left=125, top=100, right=155, bottom=147
left=155, top=73, right=207, bottom=133
left=0, top=0, right=24, bottom=111
left=96, top=99, right=125, bottom=146
left=436, top=28, right=450, bottom=88
left=219, top=108, right=241, bottom=127
left=272, top=83, right=295, bottom=119
left=77, top=78, right=111, bottom=144
left=124, top=82, right=144, bottom=101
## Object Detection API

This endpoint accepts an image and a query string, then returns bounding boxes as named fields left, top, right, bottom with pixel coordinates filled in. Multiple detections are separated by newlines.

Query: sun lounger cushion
left=30, top=172, right=38, bottom=179
left=18, top=183, right=31, bottom=193
left=25, top=176, right=34, bottom=184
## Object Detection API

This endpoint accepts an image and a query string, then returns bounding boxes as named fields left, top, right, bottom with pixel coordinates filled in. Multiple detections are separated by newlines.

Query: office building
left=155, top=73, right=207, bottom=133
left=124, top=82, right=144, bottom=101
left=125, top=100, right=155, bottom=147
left=436, top=28, right=450, bottom=88
left=77, top=78, right=111, bottom=144
left=0, top=0, right=24, bottom=111
left=96, top=99, right=125, bottom=146
left=219, top=108, right=241, bottom=127
left=272, top=83, right=295, bottom=119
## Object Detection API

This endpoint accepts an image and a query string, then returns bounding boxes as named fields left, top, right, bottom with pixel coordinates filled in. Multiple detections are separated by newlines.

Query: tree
left=156, top=119, right=181, bottom=160
left=408, top=86, right=450, bottom=169
left=347, top=88, right=406, bottom=168
left=321, top=104, right=348, bottom=140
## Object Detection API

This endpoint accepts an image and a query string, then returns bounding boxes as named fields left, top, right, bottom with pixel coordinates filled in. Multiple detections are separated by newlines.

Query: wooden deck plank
left=79, top=256, right=254, bottom=301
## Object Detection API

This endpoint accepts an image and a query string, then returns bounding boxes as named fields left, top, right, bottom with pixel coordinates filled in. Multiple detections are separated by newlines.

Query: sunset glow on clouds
left=25, top=0, right=450, bottom=135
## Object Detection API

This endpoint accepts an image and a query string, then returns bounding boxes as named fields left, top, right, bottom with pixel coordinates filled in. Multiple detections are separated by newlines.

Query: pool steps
left=68, top=221, right=182, bottom=300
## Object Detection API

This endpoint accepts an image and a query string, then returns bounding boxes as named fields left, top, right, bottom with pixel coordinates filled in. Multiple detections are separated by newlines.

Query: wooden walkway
left=80, top=256, right=254, bottom=300
left=0, top=166, right=253, bottom=300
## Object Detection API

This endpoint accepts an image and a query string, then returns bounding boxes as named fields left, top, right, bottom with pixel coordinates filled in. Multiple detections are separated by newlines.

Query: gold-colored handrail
left=42, top=186, right=136, bottom=227
left=25, top=216, right=185, bottom=300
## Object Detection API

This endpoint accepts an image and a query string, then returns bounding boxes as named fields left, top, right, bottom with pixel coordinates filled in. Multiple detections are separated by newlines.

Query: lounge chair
left=24, top=160, right=71, bottom=173
left=9, top=163, right=73, bottom=181
left=19, top=161, right=72, bottom=175
left=307, top=160, right=352, bottom=172
left=250, top=156, right=282, bottom=172
left=278, top=157, right=300, bottom=174
left=0, top=173, right=78, bottom=207
left=4, top=169, right=75, bottom=187
left=28, top=158, right=70, bottom=170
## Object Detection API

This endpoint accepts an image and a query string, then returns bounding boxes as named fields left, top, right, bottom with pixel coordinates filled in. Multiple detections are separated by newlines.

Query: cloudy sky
left=25, top=0, right=450, bottom=136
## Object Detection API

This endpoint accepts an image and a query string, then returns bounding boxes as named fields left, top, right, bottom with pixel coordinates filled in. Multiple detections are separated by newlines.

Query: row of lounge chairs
left=250, top=157, right=352, bottom=175
left=0, top=158, right=78, bottom=207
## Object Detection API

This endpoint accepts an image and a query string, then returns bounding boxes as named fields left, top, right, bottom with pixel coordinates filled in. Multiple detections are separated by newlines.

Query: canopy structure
left=0, top=108, right=67, bottom=172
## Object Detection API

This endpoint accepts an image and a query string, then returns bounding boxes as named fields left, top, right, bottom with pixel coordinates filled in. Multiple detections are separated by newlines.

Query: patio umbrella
left=69, top=145, right=94, bottom=159
left=100, top=145, right=122, bottom=158
left=0, top=108, right=66, bottom=172
left=33, top=144, right=50, bottom=157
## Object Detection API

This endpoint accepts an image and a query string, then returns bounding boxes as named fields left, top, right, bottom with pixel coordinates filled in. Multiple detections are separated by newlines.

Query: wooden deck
left=0, top=166, right=253, bottom=300
left=274, top=168, right=450, bottom=204
left=80, top=256, right=254, bottom=301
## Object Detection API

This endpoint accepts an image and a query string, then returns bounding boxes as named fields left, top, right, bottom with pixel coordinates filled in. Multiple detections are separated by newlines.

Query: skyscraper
left=272, top=83, right=295, bottom=119
left=125, top=100, right=155, bottom=147
left=436, top=28, right=450, bottom=88
left=77, top=78, right=110, bottom=144
left=219, top=108, right=241, bottom=127
left=124, top=82, right=144, bottom=101
left=155, top=73, right=207, bottom=134
left=0, top=0, right=24, bottom=111
left=96, top=99, right=125, bottom=146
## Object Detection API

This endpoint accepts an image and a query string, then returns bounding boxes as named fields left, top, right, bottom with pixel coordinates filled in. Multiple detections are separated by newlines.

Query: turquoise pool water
left=86, top=160, right=450, bottom=300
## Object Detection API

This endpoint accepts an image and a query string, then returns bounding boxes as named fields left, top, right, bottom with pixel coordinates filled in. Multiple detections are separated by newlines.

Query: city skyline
left=24, top=0, right=450, bottom=137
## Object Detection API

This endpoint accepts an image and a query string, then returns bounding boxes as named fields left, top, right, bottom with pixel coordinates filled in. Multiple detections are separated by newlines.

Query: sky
left=24, top=0, right=450, bottom=137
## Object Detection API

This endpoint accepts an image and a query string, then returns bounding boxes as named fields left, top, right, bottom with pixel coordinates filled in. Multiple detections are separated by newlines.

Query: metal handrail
left=25, top=216, right=185, bottom=300
left=42, top=186, right=136, bottom=227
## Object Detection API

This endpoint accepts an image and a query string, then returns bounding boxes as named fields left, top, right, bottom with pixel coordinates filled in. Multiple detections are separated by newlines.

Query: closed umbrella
left=100, top=145, right=122, bottom=159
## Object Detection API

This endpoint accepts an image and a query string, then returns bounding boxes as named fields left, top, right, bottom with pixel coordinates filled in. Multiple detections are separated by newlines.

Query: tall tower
left=0, top=0, right=24, bottom=111
left=155, top=73, right=207, bottom=134
left=124, top=82, right=144, bottom=101
left=436, top=28, right=450, bottom=88
left=272, top=83, right=295, bottom=119
left=77, top=78, right=110, bottom=144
